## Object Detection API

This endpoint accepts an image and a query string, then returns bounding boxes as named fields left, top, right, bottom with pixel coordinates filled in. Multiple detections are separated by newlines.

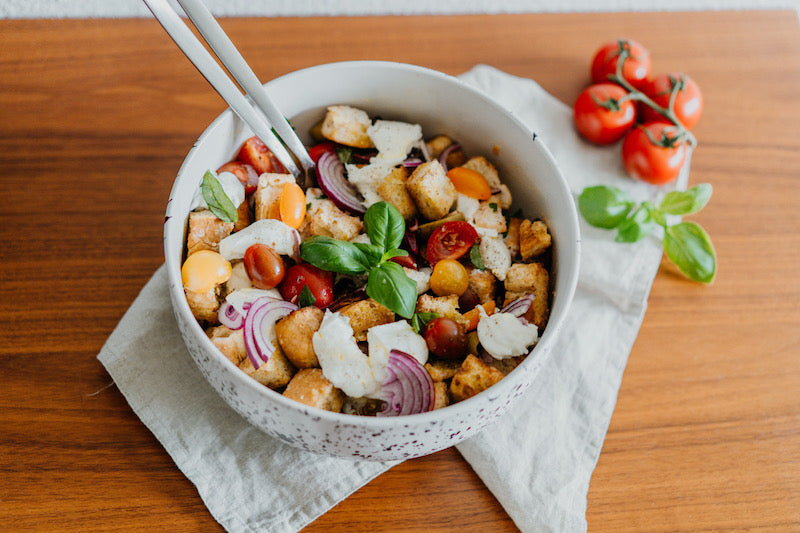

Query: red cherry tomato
left=217, top=161, right=259, bottom=195
left=279, top=263, right=334, bottom=308
left=307, top=141, right=337, bottom=164
left=591, top=39, right=651, bottom=90
left=237, top=136, right=287, bottom=175
left=641, top=73, right=704, bottom=129
left=424, top=317, right=467, bottom=359
left=389, top=254, right=417, bottom=270
left=621, top=122, right=688, bottom=185
left=573, top=83, right=637, bottom=145
left=243, top=244, right=285, bottom=290
left=426, top=221, right=479, bottom=265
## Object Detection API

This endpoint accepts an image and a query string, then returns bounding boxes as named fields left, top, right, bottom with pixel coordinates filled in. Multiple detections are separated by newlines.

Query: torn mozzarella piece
left=367, top=321, right=428, bottom=383
left=404, top=266, right=432, bottom=296
left=345, top=162, right=393, bottom=207
left=190, top=171, right=245, bottom=212
left=218, top=219, right=300, bottom=260
left=456, top=193, right=480, bottom=221
left=367, top=120, right=423, bottom=167
left=477, top=309, right=538, bottom=359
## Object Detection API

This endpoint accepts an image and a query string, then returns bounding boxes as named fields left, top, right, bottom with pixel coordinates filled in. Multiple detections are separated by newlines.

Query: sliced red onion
left=377, top=350, right=434, bottom=417
left=243, top=297, right=298, bottom=369
left=500, top=293, right=536, bottom=319
left=241, top=163, right=259, bottom=189
left=490, top=187, right=502, bottom=195
left=416, top=139, right=431, bottom=162
left=218, top=301, right=244, bottom=330
left=437, top=142, right=461, bottom=173
left=316, top=150, right=365, bottom=215
left=402, top=158, right=423, bottom=168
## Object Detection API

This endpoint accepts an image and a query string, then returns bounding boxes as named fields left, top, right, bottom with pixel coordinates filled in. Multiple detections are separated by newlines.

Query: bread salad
left=180, top=105, right=552, bottom=416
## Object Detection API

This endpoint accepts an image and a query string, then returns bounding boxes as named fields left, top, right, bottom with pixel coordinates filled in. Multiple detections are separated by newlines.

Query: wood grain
left=1, top=10, right=798, bottom=532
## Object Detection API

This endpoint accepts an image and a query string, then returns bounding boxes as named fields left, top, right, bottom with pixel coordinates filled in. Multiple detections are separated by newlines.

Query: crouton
left=415, top=294, right=467, bottom=328
left=504, top=262, right=550, bottom=330
left=185, top=286, right=220, bottom=323
left=238, top=344, right=294, bottom=389
left=425, top=135, right=455, bottom=159
left=377, top=166, right=418, bottom=219
left=489, top=354, right=525, bottom=376
left=254, top=173, right=295, bottom=221
left=338, top=298, right=395, bottom=342
left=504, top=217, right=522, bottom=258
left=275, top=306, right=324, bottom=368
left=462, top=156, right=512, bottom=209
left=234, top=198, right=252, bottom=232
left=479, top=235, right=512, bottom=281
left=306, top=197, right=363, bottom=241
left=186, top=209, right=234, bottom=255
left=432, top=381, right=450, bottom=410
left=206, top=325, right=247, bottom=366
left=468, top=267, right=497, bottom=304
left=320, top=105, right=374, bottom=149
left=470, top=201, right=507, bottom=234
left=283, top=368, right=345, bottom=412
left=519, top=219, right=552, bottom=260
left=449, top=353, right=505, bottom=402
left=425, top=358, right=461, bottom=381
left=405, top=160, right=456, bottom=221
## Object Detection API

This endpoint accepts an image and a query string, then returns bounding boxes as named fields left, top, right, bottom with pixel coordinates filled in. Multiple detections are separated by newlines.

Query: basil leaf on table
left=659, top=183, right=713, bottom=216
left=364, top=201, right=405, bottom=252
left=366, top=260, right=417, bottom=319
left=615, top=205, right=656, bottom=243
left=578, top=185, right=634, bottom=229
left=664, top=221, right=717, bottom=283
left=300, top=236, right=371, bottom=274
left=201, top=170, right=238, bottom=223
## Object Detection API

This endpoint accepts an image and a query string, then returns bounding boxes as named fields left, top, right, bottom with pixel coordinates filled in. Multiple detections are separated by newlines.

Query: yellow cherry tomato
left=430, top=259, right=469, bottom=297
left=446, top=167, right=492, bottom=200
left=279, top=182, right=306, bottom=229
left=181, top=250, right=232, bottom=292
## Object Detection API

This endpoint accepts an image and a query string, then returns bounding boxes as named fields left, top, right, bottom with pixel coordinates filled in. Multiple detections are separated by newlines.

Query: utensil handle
left=142, top=0, right=301, bottom=178
left=177, top=0, right=315, bottom=171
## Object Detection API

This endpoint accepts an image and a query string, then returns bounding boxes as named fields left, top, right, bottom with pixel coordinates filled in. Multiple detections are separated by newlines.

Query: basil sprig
left=300, top=201, right=418, bottom=318
left=577, top=184, right=716, bottom=283
left=201, top=170, right=238, bottom=223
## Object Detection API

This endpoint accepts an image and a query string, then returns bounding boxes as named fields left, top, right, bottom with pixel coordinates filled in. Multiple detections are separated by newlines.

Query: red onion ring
left=218, top=301, right=243, bottom=330
left=316, top=150, right=365, bottom=215
left=243, top=297, right=298, bottom=369
left=500, top=294, right=536, bottom=324
left=437, top=142, right=461, bottom=173
left=377, top=350, right=434, bottom=417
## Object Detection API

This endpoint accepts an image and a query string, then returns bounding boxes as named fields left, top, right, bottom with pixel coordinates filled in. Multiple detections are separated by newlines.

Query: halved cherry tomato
left=621, top=122, right=687, bottom=185
left=591, top=39, right=651, bottom=90
left=237, top=136, right=287, bottom=175
left=641, top=73, right=704, bottom=129
left=424, top=317, right=468, bottom=359
left=278, top=263, right=334, bottom=308
left=181, top=250, right=231, bottom=293
left=573, top=83, right=637, bottom=145
left=217, top=161, right=259, bottom=195
left=243, top=244, right=285, bottom=290
left=389, top=254, right=417, bottom=269
left=430, top=259, right=469, bottom=297
left=463, top=301, right=496, bottom=331
left=446, top=167, right=492, bottom=200
left=426, top=221, right=479, bottom=265
left=307, top=141, right=337, bottom=164
left=279, top=182, right=306, bottom=229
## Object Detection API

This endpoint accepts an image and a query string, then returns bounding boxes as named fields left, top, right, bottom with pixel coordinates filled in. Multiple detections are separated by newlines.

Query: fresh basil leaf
left=364, top=201, right=405, bottom=252
left=300, top=236, right=371, bottom=274
left=615, top=206, right=656, bottom=243
left=659, top=183, right=712, bottom=216
left=201, top=170, right=238, bottom=223
left=380, top=248, right=408, bottom=263
left=353, top=242, right=383, bottom=269
left=578, top=186, right=634, bottom=229
left=664, top=221, right=717, bottom=283
left=298, top=285, right=316, bottom=308
left=366, top=260, right=417, bottom=318
left=335, top=146, right=354, bottom=165
left=469, top=243, right=486, bottom=270
left=411, top=312, right=440, bottom=334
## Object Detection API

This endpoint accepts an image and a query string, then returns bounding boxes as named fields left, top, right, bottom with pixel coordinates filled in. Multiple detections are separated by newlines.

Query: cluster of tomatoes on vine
left=573, top=39, right=704, bottom=185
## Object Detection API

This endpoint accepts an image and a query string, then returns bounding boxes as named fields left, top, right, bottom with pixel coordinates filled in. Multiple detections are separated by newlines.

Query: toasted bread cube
left=432, top=381, right=450, bottom=410
left=283, top=368, right=345, bottom=412
left=489, top=354, right=525, bottom=376
left=275, top=306, right=324, bottom=368
left=468, top=267, right=497, bottom=304
left=377, top=166, right=418, bottom=219
left=471, top=201, right=507, bottom=234
left=239, top=344, right=294, bottom=389
left=185, top=286, right=220, bottom=323
left=425, top=358, right=461, bottom=382
left=338, top=298, right=395, bottom=342
left=186, top=209, right=234, bottom=255
left=307, top=197, right=363, bottom=241
left=449, top=353, right=505, bottom=402
left=425, top=134, right=454, bottom=159
left=462, top=156, right=501, bottom=188
left=206, top=325, right=247, bottom=366
left=234, top=198, right=252, bottom=233
left=504, top=262, right=550, bottom=330
left=254, top=173, right=295, bottom=221
left=405, top=160, right=456, bottom=221
left=504, top=217, right=522, bottom=258
left=519, top=219, right=552, bottom=260
left=415, top=294, right=467, bottom=328
left=320, top=105, right=374, bottom=149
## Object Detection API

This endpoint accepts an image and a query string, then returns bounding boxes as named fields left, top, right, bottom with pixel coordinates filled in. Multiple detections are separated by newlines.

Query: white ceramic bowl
left=164, top=61, right=580, bottom=461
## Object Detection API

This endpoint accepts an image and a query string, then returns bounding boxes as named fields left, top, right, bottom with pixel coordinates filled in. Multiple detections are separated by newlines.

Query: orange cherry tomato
left=463, top=301, right=496, bottom=331
left=430, top=259, right=469, bottom=297
left=279, top=182, right=306, bottom=229
left=446, top=167, right=492, bottom=200
left=181, top=250, right=231, bottom=292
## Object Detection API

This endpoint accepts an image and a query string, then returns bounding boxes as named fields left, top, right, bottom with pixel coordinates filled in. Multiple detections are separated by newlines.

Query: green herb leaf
left=659, top=183, right=712, bottom=216
left=489, top=202, right=499, bottom=212
left=615, top=205, right=656, bottom=243
left=353, top=242, right=383, bottom=269
left=366, top=260, right=417, bottom=318
left=300, top=235, right=371, bottom=274
left=664, top=221, right=717, bottom=283
left=578, top=186, right=634, bottom=229
left=298, top=285, right=316, bottom=308
left=201, top=170, right=238, bottom=223
left=335, top=146, right=354, bottom=165
left=411, top=312, right=440, bottom=334
left=469, top=243, right=486, bottom=270
left=364, top=201, right=405, bottom=252
left=380, top=248, right=409, bottom=263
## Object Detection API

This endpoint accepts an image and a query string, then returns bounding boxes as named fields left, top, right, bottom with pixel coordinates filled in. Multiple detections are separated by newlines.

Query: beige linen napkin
left=98, top=65, right=687, bottom=532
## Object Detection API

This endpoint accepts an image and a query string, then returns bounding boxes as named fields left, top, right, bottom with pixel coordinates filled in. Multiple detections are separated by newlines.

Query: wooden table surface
left=2, top=9, right=799, bottom=532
